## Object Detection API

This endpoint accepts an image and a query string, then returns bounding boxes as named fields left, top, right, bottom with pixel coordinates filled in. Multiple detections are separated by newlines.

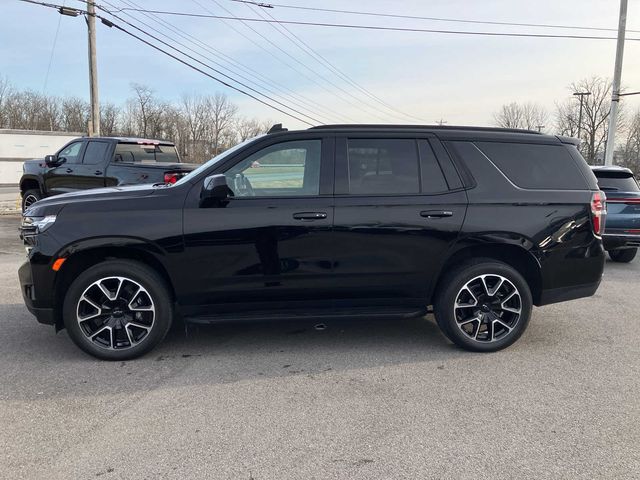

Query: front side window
left=225, top=139, right=321, bottom=197
left=58, top=142, right=83, bottom=164
left=347, top=139, right=420, bottom=194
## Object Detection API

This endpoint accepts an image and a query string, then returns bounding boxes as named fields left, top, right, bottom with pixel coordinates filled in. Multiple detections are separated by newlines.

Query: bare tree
left=100, top=102, right=120, bottom=136
left=555, top=77, right=623, bottom=164
left=207, top=93, right=238, bottom=156
left=493, top=102, right=548, bottom=131
left=61, top=97, right=89, bottom=133
left=0, top=76, right=11, bottom=127
left=235, top=117, right=271, bottom=142
left=129, top=83, right=161, bottom=138
left=617, top=109, right=640, bottom=174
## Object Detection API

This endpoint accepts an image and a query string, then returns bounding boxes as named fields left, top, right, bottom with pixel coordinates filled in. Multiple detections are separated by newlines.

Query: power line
left=99, top=1, right=323, bottom=125
left=230, top=0, right=640, bottom=35
left=19, top=0, right=318, bottom=126
left=97, top=6, right=640, bottom=41
left=242, top=1, right=425, bottom=123
left=42, top=0, right=65, bottom=93
left=191, top=0, right=362, bottom=123
left=115, top=0, right=341, bottom=124
left=109, top=0, right=338, bottom=124
left=196, top=0, right=390, bottom=122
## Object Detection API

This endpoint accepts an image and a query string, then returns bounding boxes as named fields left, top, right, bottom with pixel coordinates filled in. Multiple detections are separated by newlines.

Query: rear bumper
left=603, top=233, right=640, bottom=250
left=538, top=279, right=601, bottom=306
left=18, top=261, right=56, bottom=325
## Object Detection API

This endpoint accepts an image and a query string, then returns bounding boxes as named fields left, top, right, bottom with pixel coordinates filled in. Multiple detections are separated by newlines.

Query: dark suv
left=591, top=166, right=640, bottom=263
left=18, top=125, right=606, bottom=360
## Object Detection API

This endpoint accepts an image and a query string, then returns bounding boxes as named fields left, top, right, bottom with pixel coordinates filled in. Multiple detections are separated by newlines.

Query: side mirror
left=200, top=174, right=234, bottom=207
left=44, top=155, right=65, bottom=167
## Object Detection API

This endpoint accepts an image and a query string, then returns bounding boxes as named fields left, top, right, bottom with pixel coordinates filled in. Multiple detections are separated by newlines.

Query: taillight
left=164, top=173, right=179, bottom=184
left=591, top=191, right=606, bottom=236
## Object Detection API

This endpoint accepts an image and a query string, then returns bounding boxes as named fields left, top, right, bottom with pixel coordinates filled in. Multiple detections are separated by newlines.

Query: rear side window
left=594, top=172, right=640, bottom=192
left=475, top=142, right=588, bottom=190
left=82, top=141, right=110, bottom=165
left=114, top=143, right=179, bottom=164
left=347, top=139, right=420, bottom=194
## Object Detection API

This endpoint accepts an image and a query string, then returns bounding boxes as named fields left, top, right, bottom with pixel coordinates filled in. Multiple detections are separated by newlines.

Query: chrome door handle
left=293, top=212, right=327, bottom=220
left=66, top=168, right=73, bottom=173
left=420, top=210, right=453, bottom=218
left=94, top=170, right=103, bottom=175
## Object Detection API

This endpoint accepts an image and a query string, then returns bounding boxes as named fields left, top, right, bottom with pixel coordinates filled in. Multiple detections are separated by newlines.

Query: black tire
left=608, top=248, right=637, bottom=263
left=433, top=259, right=533, bottom=352
left=21, top=189, right=42, bottom=212
left=63, top=260, right=173, bottom=360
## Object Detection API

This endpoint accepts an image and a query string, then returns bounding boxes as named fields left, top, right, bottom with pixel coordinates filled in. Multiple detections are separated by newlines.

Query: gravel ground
left=0, top=215, right=638, bottom=480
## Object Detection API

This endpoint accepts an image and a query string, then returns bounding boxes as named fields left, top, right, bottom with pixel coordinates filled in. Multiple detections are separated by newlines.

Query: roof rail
left=267, top=123, right=288, bottom=134
left=308, top=124, right=542, bottom=135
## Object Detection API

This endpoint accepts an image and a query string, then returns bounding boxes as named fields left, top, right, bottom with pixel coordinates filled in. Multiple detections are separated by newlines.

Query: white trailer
left=0, top=129, right=83, bottom=186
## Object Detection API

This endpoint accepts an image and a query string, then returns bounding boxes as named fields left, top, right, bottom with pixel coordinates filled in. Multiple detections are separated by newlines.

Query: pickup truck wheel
left=609, top=248, right=637, bottom=263
left=434, top=259, right=532, bottom=352
left=21, top=189, right=42, bottom=211
left=63, top=260, right=173, bottom=360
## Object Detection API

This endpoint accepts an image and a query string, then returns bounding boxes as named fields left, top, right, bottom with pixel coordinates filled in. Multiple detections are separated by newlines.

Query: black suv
left=18, top=125, right=606, bottom=360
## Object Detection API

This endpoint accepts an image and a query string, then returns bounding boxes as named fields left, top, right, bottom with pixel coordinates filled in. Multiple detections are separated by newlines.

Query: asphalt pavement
left=0, top=215, right=638, bottom=479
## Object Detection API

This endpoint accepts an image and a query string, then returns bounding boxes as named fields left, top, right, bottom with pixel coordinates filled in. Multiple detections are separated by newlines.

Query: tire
left=22, top=189, right=42, bottom=212
left=608, top=248, right=637, bottom=263
left=63, top=260, right=173, bottom=360
left=433, top=259, right=533, bottom=352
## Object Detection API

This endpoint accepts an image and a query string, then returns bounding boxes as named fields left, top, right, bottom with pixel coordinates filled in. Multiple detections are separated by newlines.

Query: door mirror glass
left=200, top=174, right=234, bottom=207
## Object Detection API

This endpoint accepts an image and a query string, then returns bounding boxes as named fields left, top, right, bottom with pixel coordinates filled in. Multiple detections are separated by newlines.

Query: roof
left=591, top=165, right=634, bottom=175
left=308, top=124, right=543, bottom=135
left=95, top=136, right=175, bottom=145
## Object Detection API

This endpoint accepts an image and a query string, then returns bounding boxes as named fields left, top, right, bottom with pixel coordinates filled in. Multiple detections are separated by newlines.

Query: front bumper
left=18, top=261, right=56, bottom=325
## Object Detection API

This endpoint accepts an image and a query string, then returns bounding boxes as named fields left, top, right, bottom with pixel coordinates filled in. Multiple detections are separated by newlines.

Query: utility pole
left=604, top=0, right=628, bottom=166
left=435, top=118, right=447, bottom=126
left=86, top=1, right=100, bottom=136
left=536, top=125, right=545, bottom=133
left=573, top=91, right=591, bottom=140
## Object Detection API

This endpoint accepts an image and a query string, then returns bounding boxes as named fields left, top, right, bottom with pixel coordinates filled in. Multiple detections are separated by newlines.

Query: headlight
left=21, top=215, right=57, bottom=234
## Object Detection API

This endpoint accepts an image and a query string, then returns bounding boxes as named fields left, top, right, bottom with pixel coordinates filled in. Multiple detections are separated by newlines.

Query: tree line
left=492, top=76, right=640, bottom=174
left=0, top=78, right=271, bottom=163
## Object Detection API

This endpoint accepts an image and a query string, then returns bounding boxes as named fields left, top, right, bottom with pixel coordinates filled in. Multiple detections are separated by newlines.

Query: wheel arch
left=53, top=244, right=176, bottom=330
left=20, top=176, right=43, bottom=195
left=432, top=243, right=543, bottom=306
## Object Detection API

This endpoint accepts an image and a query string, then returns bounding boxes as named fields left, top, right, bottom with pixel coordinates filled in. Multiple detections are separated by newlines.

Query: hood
left=24, top=184, right=157, bottom=216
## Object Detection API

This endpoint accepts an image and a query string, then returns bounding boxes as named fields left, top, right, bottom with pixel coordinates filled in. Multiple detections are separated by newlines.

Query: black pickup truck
left=20, top=137, right=198, bottom=211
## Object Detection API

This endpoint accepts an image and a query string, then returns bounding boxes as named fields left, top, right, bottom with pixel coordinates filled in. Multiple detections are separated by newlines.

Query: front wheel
left=608, top=248, right=637, bottom=263
left=21, top=189, right=42, bottom=212
left=63, top=260, right=173, bottom=360
left=434, top=259, right=533, bottom=352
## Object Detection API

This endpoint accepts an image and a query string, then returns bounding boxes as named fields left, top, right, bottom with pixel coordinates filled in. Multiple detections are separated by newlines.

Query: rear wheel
left=609, top=248, right=637, bottom=263
left=63, top=260, right=173, bottom=360
left=434, top=259, right=533, bottom=352
left=21, top=189, right=42, bottom=212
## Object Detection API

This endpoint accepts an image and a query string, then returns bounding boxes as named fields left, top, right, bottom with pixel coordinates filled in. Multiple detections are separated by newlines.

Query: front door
left=331, top=134, right=467, bottom=308
left=179, top=135, right=336, bottom=315
left=43, top=140, right=86, bottom=195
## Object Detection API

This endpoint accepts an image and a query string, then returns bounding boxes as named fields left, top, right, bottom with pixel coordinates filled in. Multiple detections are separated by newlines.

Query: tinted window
left=82, top=141, right=110, bottom=165
left=114, top=143, right=179, bottom=163
left=58, top=141, right=83, bottom=164
left=347, top=139, right=419, bottom=194
left=418, top=140, right=449, bottom=193
left=475, top=142, right=587, bottom=190
left=225, top=139, right=321, bottom=197
left=593, top=172, right=639, bottom=192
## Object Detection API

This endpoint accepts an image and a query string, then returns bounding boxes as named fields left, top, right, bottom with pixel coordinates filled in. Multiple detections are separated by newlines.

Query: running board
left=183, top=307, right=428, bottom=325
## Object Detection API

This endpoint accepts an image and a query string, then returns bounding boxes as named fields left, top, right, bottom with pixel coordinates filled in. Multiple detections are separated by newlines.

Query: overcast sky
left=2, top=0, right=640, bottom=129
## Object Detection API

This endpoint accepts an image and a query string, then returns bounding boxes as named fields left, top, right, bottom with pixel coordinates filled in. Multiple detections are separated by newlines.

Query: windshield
left=173, top=135, right=266, bottom=187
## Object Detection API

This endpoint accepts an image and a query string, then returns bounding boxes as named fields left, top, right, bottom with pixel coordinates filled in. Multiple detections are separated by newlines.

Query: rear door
left=72, top=139, right=111, bottom=190
left=331, top=132, right=467, bottom=307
